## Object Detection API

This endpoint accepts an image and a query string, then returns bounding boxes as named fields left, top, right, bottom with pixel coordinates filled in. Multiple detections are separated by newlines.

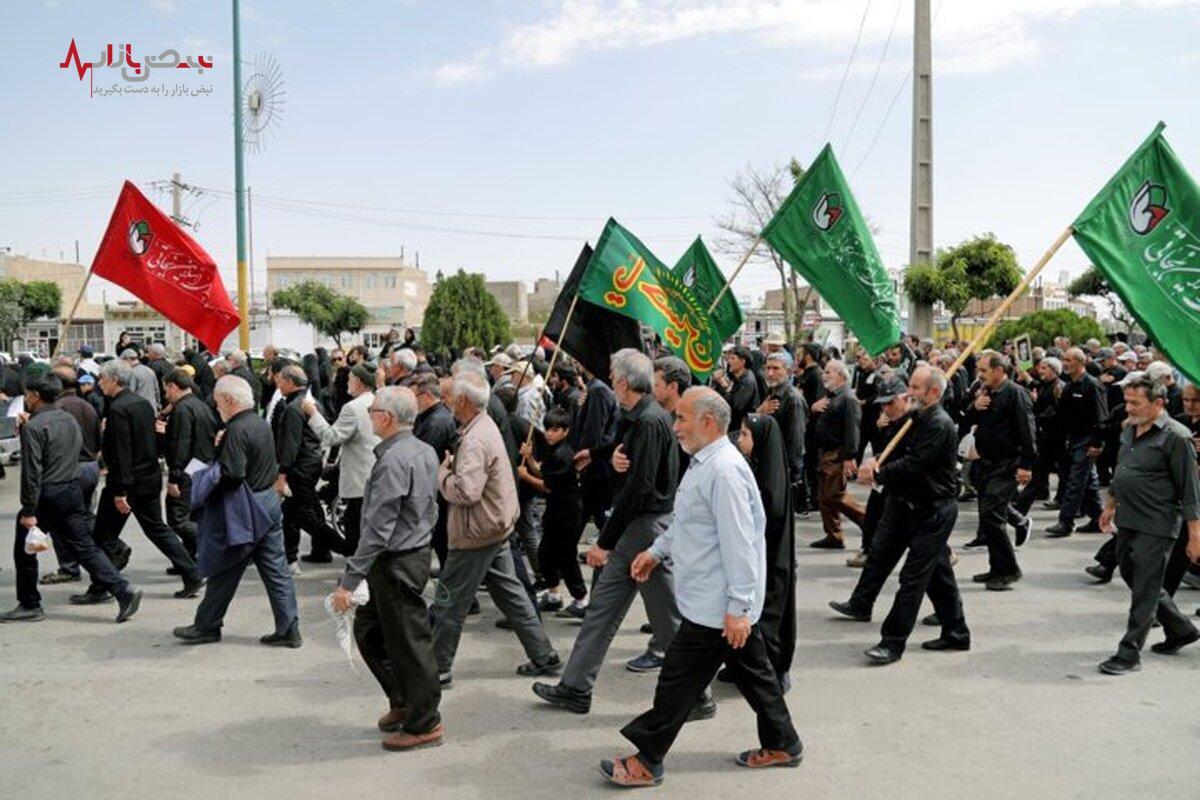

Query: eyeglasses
left=368, top=406, right=392, bottom=416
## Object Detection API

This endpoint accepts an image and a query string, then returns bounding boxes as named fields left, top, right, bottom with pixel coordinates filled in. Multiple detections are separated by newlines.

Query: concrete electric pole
left=909, top=0, right=934, bottom=338
left=171, top=172, right=183, bottom=224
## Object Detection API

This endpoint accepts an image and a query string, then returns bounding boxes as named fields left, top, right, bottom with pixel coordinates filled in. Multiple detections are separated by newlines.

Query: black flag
left=541, top=243, right=644, bottom=383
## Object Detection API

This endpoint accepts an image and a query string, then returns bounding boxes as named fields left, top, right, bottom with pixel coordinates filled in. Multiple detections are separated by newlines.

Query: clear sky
left=2, top=0, right=1199, bottom=307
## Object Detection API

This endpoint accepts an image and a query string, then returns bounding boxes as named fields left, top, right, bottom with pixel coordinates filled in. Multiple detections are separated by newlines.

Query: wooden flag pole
left=874, top=224, right=1075, bottom=467
left=50, top=266, right=96, bottom=361
left=707, top=234, right=762, bottom=314
left=520, top=291, right=581, bottom=450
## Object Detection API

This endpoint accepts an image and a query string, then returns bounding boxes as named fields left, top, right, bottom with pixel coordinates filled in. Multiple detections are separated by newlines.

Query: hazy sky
left=3, top=0, right=1199, bottom=306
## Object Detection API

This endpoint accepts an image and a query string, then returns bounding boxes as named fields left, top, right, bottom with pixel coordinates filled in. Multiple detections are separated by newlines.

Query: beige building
left=266, top=256, right=431, bottom=330
left=0, top=253, right=105, bottom=356
left=527, top=277, right=562, bottom=320
left=762, top=287, right=822, bottom=313
left=485, top=280, right=529, bottom=324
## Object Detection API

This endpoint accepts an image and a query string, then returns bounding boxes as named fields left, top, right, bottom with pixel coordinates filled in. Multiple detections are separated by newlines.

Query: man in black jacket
left=810, top=359, right=865, bottom=549
left=3, top=376, right=142, bottom=624
left=533, top=349, right=705, bottom=715
left=963, top=351, right=1035, bottom=591
left=413, top=372, right=458, bottom=569
left=796, top=344, right=826, bottom=511
left=716, top=346, right=760, bottom=434
left=1047, top=348, right=1107, bottom=537
left=81, top=360, right=204, bottom=602
left=834, top=366, right=970, bottom=664
left=573, top=366, right=620, bottom=533
left=272, top=364, right=341, bottom=568
left=162, top=370, right=218, bottom=559
left=758, top=351, right=806, bottom=491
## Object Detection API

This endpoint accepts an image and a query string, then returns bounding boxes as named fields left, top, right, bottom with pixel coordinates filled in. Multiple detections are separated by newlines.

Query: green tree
left=988, top=308, right=1106, bottom=349
left=903, top=234, right=1021, bottom=340
left=0, top=279, right=63, bottom=347
left=420, top=270, right=510, bottom=357
left=1067, top=266, right=1138, bottom=334
left=271, top=280, right=369, bottom=347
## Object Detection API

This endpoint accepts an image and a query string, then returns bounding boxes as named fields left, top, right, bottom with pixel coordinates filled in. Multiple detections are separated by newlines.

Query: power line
left=841, top=0, right=904, bottom=154
left=823, top=0, right=873, bottom=144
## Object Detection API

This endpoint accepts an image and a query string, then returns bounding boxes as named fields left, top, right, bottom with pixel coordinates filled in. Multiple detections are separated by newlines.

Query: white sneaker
left=288, top=561, right=302, bottom=577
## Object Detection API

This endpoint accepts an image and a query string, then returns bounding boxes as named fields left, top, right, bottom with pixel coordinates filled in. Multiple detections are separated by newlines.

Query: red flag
left=92, top=181, right=239, bottom=352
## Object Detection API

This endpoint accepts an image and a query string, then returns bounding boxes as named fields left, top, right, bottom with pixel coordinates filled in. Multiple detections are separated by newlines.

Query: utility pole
left=909, top=0, right=934, bottom=338
left=232, top=0, right=250, bottom=350
left=171, top=171, right=183, bottom=223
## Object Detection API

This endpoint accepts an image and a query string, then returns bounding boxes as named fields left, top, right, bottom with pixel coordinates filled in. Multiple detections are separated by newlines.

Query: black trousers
left=860, top=489, right=886, bottom=554
left=165, top=474, right=197, bottom=558
left=537, top=505, right=587, bottom=600
left=977, top=457, right=1021, bottom=578
left=1114, top=529, right=1198, bottom=663
left=580, top=475, right=611, bottom=531
left=341, top=497, right=363, bottom=557
left=14, top=481, right=131, bottom=609
left=1096, top=521, right=1199, bottom=592
left=621, top=619, right=800, bottom=765
left=282, top=475, right=345, bottom=561
left=354, top=546, right=442, bottom=735
left=431, top=498, right=449, bottom=570
left=93, top=485, right=200, bottom=584
left=875, top=498, right=969, bottom=653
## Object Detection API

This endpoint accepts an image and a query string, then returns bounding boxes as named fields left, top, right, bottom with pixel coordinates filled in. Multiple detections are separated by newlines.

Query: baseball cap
left=1117, top=351, right=1137, bottom=363
left=485, top=353, right=513, bottom=369
left=763, top=332, right=786, bottom=346
left=77, top=373, right=95, bottom=385
left=1098, top=347, right=1115, bottom=359
left=874, top=376, right=908, bottom=404
left=78, top=345, right=94, bottom=357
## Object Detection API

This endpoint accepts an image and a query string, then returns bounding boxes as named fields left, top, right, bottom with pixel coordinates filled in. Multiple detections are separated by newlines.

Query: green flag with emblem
left=578, top=218, right=723, bottom=378
left=761, top=143, right=901, bottom=355
left=1072, top=122, right=1200, bottom=384
left=672, top=236, right=743, bottom=342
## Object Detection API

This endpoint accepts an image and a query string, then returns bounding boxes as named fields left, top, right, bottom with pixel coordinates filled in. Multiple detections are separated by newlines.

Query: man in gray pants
left=433, top=369, right=559, bottom=685
left=532, top=349, right=712, bottom=717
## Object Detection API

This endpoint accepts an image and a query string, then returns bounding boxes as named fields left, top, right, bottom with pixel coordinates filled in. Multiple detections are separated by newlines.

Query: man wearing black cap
left=3, top=376, right=142, bottom=623
left=162, top=369, right=219, bottom=560
left=716, top=346, right=761, bottom=434
left=845, top=375, right=907, bottom=568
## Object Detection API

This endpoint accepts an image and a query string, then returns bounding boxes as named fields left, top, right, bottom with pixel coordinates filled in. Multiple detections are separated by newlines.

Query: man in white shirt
left=599, top=387, right=802, bottom=788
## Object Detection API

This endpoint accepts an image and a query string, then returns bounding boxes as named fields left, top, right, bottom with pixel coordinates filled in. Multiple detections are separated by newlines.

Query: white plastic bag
left=24, top=526, right=52, bottom=554
left=324, top=581, right=371, bottom=669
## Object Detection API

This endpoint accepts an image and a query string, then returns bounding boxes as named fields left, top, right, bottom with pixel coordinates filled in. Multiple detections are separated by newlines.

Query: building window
left=366, top=274, right=377, bottom=290
left=385, top=275, right=396, bottom=289
left=341, top=275, right=351, bottom=289
left=404, top=280, right=417, bottom=298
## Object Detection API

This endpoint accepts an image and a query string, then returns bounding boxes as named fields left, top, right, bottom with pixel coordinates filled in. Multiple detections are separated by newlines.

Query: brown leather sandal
left=600, top=754, right=663, bottom=787
left=735, top=747, right=803, bottom=768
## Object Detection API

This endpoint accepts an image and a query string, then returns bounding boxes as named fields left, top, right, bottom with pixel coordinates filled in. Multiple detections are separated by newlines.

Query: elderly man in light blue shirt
left=599, top=387, right=803, bottom=789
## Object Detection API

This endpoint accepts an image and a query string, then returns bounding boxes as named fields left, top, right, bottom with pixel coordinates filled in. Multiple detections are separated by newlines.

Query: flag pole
left=50, top=267, right=96, bottom=360
left=520, top=292, right=581, bottom=450
left=874, top=225, right=1075, bottom=467
left=707, top=234, right=762, bottom=314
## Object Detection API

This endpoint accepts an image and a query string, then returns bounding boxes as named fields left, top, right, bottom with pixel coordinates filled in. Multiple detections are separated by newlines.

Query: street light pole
left=232, top=0, right=250, bottom=351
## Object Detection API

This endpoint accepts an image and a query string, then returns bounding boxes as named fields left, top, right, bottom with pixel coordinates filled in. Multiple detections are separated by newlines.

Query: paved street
left=2, top=471, right=1198, bottom=800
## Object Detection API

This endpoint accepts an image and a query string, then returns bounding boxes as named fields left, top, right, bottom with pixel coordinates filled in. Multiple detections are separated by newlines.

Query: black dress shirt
left=813, top=385, right=861, bottom=456
left=218, top=408, right=279, bottom=492
left=102, top=388, right=162, bottom=495
left=877, top=403, right=961, bottom=506
left=165, top=392, right=218, bottom=483
left=595, top=395, right=678, bottom=550
left=1057, top=372, right=1108, bottom=445
left=965, top=379, right=1036, bottom=469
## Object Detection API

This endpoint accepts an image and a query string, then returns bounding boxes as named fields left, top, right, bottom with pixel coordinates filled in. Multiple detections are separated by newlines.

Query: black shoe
left=166, top=566, right=183, bottom=576
left=1150, top=629, right=1200, bottom=655
left=113, top=547, right=132, bottom=571
left=828, top=600, right=871, bottom=622
left=115, top=589, right=143, bottom=623
left=516, top=653, right=561, bottom=677
left=174, top=624, right=221, bottom=644
left=985, top=574, right=1020, bottom=591
left=639, top=622, right=653, bottom=635
left=174, top=577, right=205, bottom=599
left=864, top=645, right=901, bottom=665
left=810, top=536, right=845, bottom=550
left=300, top=552, right=333, bottom=564
left=717, top=667, right=734, bottom=683
left=962, top=537, right=987, bottom=549
left=1014, top=516, right=1031, bottom=547
left=685, top=697, right=717, bottom=722
left=1085, top=564, right=1114, bottom=583
left=467, top=598, right=481, bottom=616
left=921, top=613, right=940, bottom=627
left=531, top=682, right=591, bottom=714
left=261, top=622, right=302, bottom=648
left=39, top=569, right=81, bottom=585
left=1045, top=523, right=1073, bottom=538
left=1097, top=656, right=1140, bottom=675
left=971, top=572, right=993, bottom=584
left=70, top=590, right=112, bottom=605
left=0, top=604, right=45, bottom=623
left=921, top=636, right=970, bottom=652
left=1077, top=519, right=1102, bottom=534
left=1042, top=499, right=1061, bottom=510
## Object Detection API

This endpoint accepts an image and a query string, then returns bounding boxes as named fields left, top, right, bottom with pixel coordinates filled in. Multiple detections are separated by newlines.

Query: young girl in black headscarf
left=735, top=413, right=797, bottom=691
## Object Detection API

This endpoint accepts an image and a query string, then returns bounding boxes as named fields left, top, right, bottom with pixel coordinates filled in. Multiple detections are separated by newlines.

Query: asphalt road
left=2, top=471, right=1198, bottom=799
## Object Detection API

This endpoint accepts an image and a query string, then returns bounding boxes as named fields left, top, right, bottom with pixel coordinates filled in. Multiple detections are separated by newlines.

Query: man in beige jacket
left=432, top=369, right=559, bottom=686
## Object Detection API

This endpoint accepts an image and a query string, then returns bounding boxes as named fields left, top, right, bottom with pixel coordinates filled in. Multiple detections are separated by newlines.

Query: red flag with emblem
left=91, top=181, right=239, bottom=352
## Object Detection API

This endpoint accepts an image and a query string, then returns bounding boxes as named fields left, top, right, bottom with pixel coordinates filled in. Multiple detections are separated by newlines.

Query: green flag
left=579, top=218, right=723, bottom=378
left=761, top=144, right=901, bottom=355
left=1073, top=122, right=1200, bottom=384
left=673, top=236, right=743, bottom=342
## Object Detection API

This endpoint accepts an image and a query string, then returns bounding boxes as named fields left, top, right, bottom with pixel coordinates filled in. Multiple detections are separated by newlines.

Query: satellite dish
left=242, top=52, right=285, bottom=153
